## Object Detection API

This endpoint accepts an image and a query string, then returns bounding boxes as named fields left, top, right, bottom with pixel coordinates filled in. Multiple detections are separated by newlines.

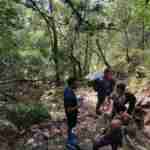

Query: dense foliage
left=6, top=103, right=50, bottom=129
left=0, top=0, right=150, bottom=82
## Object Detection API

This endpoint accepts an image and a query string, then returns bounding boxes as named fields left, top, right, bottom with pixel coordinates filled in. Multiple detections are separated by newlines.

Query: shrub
left=6, top=103, right=50, bottom=129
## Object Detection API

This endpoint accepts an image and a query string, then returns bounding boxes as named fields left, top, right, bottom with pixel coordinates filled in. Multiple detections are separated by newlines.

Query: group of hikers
left=64, top=67, right=138, bottom=150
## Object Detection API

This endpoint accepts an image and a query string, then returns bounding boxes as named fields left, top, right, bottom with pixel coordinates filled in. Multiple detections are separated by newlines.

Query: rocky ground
left=0, top=84, right=150, bottom=150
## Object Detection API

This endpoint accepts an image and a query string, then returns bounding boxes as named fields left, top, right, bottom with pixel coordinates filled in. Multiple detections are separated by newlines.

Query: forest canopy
left=0, top=0, right=150, bottom=82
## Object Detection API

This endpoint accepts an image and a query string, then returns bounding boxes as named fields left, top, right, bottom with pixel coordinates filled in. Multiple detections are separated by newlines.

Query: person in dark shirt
left=93, top=118, right=123, bottom=150
left=94, top=68, right=115, bottom=115
left=93, top=82, right=136, bottom=150
left=93, top=108, right=134, bottom=150
left=111, top=83, right=136, bottom=118
left=64, top=77, right=78, bottom=137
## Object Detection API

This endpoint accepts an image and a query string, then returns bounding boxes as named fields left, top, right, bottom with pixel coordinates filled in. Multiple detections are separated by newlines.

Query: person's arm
left=125, top=92, right=136, bottom=114
left=65, top=97, right=78, bottom=112
left=105, top=79, right=116, bottom=97
left=93, top=79, right=101, bottom=91
left=110, top=79, right=116, bottom=94
left=66, top=105, right=79, bottom=112
left=67, top=95, right=85, bottom=112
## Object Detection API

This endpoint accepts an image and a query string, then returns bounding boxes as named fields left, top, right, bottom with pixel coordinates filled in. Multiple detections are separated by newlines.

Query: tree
left=0, top=0, right=22, bottom=52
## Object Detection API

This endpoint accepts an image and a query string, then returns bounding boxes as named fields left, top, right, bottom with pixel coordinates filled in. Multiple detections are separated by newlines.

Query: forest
left=0, top=0, right=150, bottom=150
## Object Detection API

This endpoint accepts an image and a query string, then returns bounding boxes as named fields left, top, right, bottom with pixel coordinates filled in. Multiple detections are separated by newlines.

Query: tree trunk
left=83, top=35, right=90, bottom=75
left=96, top=38, right=111, bottom=68
left=48, top=0, right=60, bottom=83
left=69, top=51, right=81, bottom=78
left=68, top=31, right=82, bottom=78
left=124, top=30, right=130, bottom=63
left=142, top=19, right=145, bottom=50
left=69, top=53, right=82, bottom=78
left=51, top=18, right=60, bottom=83
left=70, top=38, right=77, bottom=78
left=25, top=0, right=60, bottom=84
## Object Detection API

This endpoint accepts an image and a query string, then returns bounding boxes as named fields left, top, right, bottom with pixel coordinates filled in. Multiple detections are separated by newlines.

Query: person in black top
left=111, top=83, right=136, bottom=118
left=93, top=83, right=136, bottom=150
left=94, top=68, right=115, bottom=115
left=64, top=77, right=78, bottom=137
left=93, top=118, right=123, bottom=150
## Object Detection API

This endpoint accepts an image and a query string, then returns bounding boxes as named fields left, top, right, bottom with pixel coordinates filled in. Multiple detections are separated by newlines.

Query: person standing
left=94, top=68, right=115, bottom=115
left=64, top=77, right=79, bottom=137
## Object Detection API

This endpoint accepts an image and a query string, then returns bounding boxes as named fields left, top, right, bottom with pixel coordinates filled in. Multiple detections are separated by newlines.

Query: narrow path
left=23, top=87, right=150, bottom=150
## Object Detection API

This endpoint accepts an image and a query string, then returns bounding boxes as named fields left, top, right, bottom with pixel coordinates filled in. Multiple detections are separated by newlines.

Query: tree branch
left=65, top=0, right=85, bottom=24
left=96, top=38, right=111, bottom=68
left=20, top=1, right=52, bottom=27
left=64, top=0, right=121, bottom=32
left=146, top=0, right=150, bottom=5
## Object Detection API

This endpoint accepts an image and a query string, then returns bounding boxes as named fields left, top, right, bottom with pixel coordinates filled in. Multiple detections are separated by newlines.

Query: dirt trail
left=11, top=86, right=150, bottom=150
left=44, top=87, right=150, bottom=150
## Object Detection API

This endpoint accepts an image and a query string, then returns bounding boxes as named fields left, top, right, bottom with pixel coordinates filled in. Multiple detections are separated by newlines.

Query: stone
left=0, top=119, right=18, bottom=139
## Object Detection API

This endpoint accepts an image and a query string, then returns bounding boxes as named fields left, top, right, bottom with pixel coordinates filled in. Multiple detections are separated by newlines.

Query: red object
left=106, top=72, right=113, bottom=80
left=111, top=119, right=122, bottom=129
left=121, top=112, right=131, bottom=120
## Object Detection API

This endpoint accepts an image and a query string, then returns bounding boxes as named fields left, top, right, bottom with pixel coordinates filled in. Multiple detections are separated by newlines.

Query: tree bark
left=83, top=35, right=90, bottom=75
left=68, top=31, right=83, bottom=78
left=141, top=19, right=145, bottom=50
left=24, top=0, right=60, bottom=84
left=96, top=38, right=111, bottom=68
left=48, top=0, right=60, bottom=83
left=124, top=30, right=131, bottom=63
left=51, top=18, right=60, bottom=83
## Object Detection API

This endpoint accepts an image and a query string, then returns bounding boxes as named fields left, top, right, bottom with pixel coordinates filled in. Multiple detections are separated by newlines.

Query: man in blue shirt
left=64, top=77, right=78, bottom=137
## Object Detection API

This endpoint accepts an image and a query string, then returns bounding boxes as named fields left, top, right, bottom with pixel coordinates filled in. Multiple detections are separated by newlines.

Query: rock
left=144, top=126, right=150, bottom=139
left=0, top=120, right=18, bottom=150
left=27, top=138, right=34, bottom=145
left=0, top=119, right=18, bottom=140
left=140, top=97, right=150, bottom=106
left=42, top=129, right=50, bottom=138
left=26, top=127, right=49, bottom=150
left=144, top=111, right=150, bottom=125
left=0, top=140, right=10, bottom=150
left=136, top=145, right=148, bottom=150
left=136, top=89, right=150, bottom=131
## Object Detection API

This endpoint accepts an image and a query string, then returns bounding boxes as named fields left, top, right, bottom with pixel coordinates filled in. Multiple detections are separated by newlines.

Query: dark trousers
left=66, top=110, right=78, bottom=135
left=93, top=135, right=120, bottom=150
left=96, top=94, right=106, bottom=114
